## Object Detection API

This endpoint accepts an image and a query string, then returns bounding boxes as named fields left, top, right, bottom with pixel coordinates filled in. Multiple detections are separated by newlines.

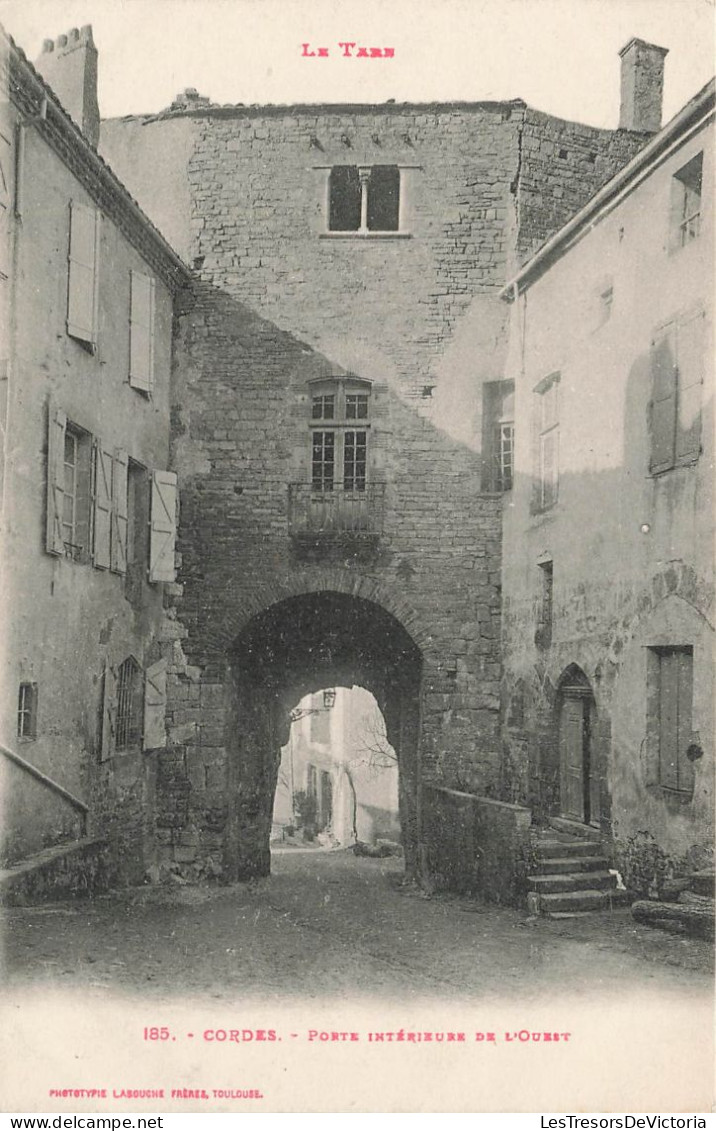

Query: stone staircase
left=528, top=819, right=621, bottom=918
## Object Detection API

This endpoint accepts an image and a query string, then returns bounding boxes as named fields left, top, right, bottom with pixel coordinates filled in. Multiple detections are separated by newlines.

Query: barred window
left=115, top=657, right=144, bottom=751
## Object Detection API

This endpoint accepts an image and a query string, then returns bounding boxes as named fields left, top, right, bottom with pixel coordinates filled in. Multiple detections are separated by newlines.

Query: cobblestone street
left=3, top=848, right=712, bottom=1001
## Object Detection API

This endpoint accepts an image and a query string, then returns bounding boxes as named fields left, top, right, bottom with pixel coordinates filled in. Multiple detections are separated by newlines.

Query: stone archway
left=223, top=591, right=423, bottom=881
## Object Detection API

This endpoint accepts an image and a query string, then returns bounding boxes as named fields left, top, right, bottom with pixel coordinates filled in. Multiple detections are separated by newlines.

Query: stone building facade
left=2, top=19, right=689, bottom=893
left=0, top=27, right=188, bottom=883
left=97, top=45, right=658, bottom=881
left=499, top=79, right=714, bottom=883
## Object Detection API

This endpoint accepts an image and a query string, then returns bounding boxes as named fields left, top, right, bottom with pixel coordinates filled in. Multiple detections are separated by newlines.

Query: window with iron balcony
left=288, top=378, right=385, bottom=540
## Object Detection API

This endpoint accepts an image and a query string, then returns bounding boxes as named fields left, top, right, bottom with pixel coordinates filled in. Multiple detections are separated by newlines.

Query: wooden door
left=559, top=694, right=586, bottom=821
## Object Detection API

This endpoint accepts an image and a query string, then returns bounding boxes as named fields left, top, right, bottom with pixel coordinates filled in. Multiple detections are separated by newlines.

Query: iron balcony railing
left=288, top=482, right=386, bottom=538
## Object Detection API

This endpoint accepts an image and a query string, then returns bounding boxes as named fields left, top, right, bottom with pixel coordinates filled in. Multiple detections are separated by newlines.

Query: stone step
left=532, top=839, right=603, bottom=859
left=538, top=889, right=615, bottom=913
left=533, top=855, right=610, bottom=875
left=548, top=817, right=603, bottom=840
left=529, top=871, right=616, bottom=895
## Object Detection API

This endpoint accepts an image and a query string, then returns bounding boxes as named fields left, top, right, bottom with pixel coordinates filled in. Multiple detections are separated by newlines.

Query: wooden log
left=632, top=899, right=715, bottom=940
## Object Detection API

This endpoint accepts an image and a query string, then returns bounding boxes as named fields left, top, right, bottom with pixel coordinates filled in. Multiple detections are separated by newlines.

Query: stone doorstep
left=531, top=838, right=604, bottom=858
left=529, top=871, right=616, bottom=895
left=539, top=889, right=619, bottom=913
left=532, top=855, right=610, bottom=875
left=548, top=816, right=605, bottom=840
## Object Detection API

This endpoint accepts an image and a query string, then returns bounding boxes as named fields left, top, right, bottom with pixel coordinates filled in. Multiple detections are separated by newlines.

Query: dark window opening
left=536, top=560, right=553, bottom=649
left=366, top=165, right=400, bottom=231
left=17, top=682, right=38, bottom=739
left=329, top=166, right=361, bottom=231
left=328, top=165, right=400, bottom=232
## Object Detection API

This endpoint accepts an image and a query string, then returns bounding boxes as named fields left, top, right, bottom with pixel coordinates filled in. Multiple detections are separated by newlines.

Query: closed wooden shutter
left=129, top=270, right=155, bottom=392
left=92, top=440, right=113, bottom=570
left=111, top=448, right=129, bottom=575
left=540, top=428, right=559, bottom=508
left=100, top=662, right=117, bottom=762
left=649, top=324, right=677, bottom=473
left=658, top=649, right=694, bottom=794
left=67, top=201, right=99, bottom=345
left=149, top=470, right=177, bottom=583
left=143, top=658, right=167, bottom=750
left=46, top=402, right=67, bottom=555
left=675, top=309, right=704, bottom=464
left=0, top=128, right=12, bottom=281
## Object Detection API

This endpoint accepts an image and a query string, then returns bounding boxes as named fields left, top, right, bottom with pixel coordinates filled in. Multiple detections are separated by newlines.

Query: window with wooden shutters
left=129, top=270, right=155, bottom=392
left=111, top=449, right=129, bottom=575
left=67, top=201, right=100, bottom=348
left=46, top=404, right=68, bottom=555
left=649, top=310, right=704, bottom=474
left=648, top=646, right=695, bottom=796
left=675, top=310, right=704, bottom=464
left=149, top=470, right=178, bottom=583
left=46, top=405, right=91, bottom=561
left=92, top=441, right=113, bottom=570
left=532, top=373, right=560, bottom=512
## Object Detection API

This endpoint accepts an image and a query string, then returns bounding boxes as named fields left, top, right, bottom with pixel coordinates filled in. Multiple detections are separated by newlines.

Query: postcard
left=0, top=0, right=714, bottom=1116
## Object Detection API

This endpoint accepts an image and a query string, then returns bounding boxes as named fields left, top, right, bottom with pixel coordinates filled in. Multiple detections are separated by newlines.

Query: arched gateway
left=224, top=591, right=423, bottom=880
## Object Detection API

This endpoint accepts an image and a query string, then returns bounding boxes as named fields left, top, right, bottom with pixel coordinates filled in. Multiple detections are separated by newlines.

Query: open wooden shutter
left=129, top=270, right=155, bottom=392
left=149, top=470, right=177, bottom=583
left=46, top=402, right=67, bottom=555
left=111, top=448, right=128, bottom=575
left=92, top=440, right=112, bottom=570
left=675, top=309, right=704, bottom=464
left=143, top=658, right=167, bottom=750
left=100, top=662, right=117, bottom=761
left=649, top=324, right=677, bottom=473
left=67, top=201, right=99, bottom=346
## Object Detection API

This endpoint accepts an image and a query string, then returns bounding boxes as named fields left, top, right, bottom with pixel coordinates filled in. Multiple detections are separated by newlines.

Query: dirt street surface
left=2, top=849, right=713, bottom=1002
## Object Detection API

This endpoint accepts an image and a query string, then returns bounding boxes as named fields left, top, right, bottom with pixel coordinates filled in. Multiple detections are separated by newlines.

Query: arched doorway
left=224, top=592, right=423, bottom=881
left=556, top=666, right=599, bottom=826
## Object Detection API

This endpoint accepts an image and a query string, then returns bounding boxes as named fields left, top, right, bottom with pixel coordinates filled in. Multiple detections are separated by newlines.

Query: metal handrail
left=0, top=743, right=89, bottom=817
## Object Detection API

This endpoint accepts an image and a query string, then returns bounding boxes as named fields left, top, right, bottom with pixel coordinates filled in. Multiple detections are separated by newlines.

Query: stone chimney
left=35, top=26, right=100, bottom=148
left=619, top=38, right=668, bottom=133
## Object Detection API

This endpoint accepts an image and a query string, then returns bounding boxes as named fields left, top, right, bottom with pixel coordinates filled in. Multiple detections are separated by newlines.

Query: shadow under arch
left=224, top=590, right=423, bottom=881
left=546, top=663, right=610, bottom=831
